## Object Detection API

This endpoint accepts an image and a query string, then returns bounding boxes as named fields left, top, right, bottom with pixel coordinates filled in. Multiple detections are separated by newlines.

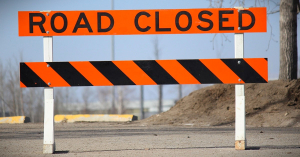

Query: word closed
left=19, top=8, right=266, bottom=36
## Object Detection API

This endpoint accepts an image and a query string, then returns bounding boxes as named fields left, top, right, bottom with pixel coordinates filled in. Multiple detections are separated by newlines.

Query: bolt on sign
left=18, top=7, right=266, bottom=36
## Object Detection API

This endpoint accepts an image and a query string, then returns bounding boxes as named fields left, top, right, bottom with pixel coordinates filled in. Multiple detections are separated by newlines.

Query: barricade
left=18, top=7, right=267, bottom=153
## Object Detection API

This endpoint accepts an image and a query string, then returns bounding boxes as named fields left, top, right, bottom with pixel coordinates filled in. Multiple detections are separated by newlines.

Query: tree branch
left=267, top=10, right=279, bottom=14
left=210, top=34, right=217, bottom=50
left=265, top=18, right=278, bottom=51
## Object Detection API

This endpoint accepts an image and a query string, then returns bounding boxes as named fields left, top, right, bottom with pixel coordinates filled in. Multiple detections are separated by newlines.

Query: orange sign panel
left=18, top=7, right=266, bottom=36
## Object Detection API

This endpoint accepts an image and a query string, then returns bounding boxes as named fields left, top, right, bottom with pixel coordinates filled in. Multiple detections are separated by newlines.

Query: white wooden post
left=43, top=36, right=55, bottom=154
left=235, top=33, right=246, bottom=150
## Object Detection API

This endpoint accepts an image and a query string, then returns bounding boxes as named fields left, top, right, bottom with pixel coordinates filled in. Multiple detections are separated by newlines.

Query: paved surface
left=0, top=123, right=299, bottom=156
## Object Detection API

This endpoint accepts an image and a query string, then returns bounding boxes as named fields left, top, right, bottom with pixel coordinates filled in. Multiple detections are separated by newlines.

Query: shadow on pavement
left=54, top=150, right=69, bottom=154
left=247, top=145, right=300, bottom=150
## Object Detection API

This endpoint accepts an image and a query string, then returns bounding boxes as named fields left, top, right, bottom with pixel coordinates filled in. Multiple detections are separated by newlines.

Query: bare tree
left=96, top=86, right=135, bottom=115
left=54, top=87, right=79, bottom=114
left=6, top=59, right=22, bottom=116
left=117, top=87, right=124, bottom=114
left=54, top=88, right=63, bottom=114
left=24, top=88, right=43, bottom=122
left=0, top=55, right=46, bottom=121
left=35, top=91, right=44, bottom=122
left=0, top=61, right=6, bottom=117
left=96, top=86, right=112, bottom=114
left=116, top=86, right=136, bottom=114
left=63, top=87, right=77, bottom=113
left=279, top=0, right=298, bottom=80
left=5, top=54, right=26, bottom=117
left=53, top=87, right=77, bottom=114
left=27, top=88, right=36, bottom=122
left=82, top=87, right=93, bottom=114
left=0, top=60, right=17, bottom=117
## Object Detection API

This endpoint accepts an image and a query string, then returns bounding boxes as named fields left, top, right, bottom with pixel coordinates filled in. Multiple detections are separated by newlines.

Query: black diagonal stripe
left=47, top=62, right=92, bottom=86
left=20, top=63, right=48, bottom=87
left=134, top=60, right=178, bottom=85
left=221, top=59, right=267, bottom=83
left=177, top=60, right=222, bottom=84
left=90, top=61, right=135, bottom=85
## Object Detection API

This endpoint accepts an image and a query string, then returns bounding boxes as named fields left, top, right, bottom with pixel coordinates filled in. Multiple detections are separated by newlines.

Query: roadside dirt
left=139, top=79, right=300, bottom=127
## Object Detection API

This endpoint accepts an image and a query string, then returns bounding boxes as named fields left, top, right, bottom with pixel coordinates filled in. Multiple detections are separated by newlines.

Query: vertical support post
left=140, top=85, right=144, bottom=119
left=43, top=36, right=55, bottom=154
left=111, top=0, right=116, bottom=114
left=235, top=33, right=246, bottom=150
left=178, top=85, right=182, bottom=100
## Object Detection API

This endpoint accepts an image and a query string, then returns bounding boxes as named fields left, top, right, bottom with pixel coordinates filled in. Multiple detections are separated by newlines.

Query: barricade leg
left=235, top=33, right=246, bottom=150
left=43, top=36, right=55, bottom=154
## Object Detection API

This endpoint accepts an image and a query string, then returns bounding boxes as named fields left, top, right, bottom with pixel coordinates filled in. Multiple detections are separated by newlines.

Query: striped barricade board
left=20, top=58, right=268, bottom=88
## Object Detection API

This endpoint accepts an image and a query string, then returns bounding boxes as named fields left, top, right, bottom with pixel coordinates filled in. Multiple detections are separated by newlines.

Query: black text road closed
left=19, top=8, right=266, bottom=36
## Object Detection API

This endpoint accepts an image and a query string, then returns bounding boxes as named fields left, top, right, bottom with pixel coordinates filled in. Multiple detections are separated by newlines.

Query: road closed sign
left=18, top=7, right=266, bottom=36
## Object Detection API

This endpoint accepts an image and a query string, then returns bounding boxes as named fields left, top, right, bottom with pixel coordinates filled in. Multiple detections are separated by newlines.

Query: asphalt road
left=0, top=123, right=299, bottom=157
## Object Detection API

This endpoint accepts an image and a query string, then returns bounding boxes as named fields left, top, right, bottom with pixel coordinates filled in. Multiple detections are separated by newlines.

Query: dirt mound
left=140, top=80, right=300, bottom=127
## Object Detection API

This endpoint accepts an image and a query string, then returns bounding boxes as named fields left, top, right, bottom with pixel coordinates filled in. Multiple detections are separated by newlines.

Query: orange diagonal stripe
left=25, top=62, right=70, bottom=87
left=200, top=59, right=245, bottom=84
left=244, top=58, right=268, bottom=82
left=112, top=61, right=156, bottom=85
left=20, top=81, right=26, bottom=88
left=156, top=60, right=200, bottom=84
left=69, top=61, right=113, bottom=86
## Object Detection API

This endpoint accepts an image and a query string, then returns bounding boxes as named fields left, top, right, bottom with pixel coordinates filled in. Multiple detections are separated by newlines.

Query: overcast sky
left=0, top=0, right=298, bottom=101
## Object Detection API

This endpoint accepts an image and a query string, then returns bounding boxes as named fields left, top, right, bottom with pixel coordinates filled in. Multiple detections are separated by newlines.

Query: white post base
left=235, top=140, right=246, bottom=150
left=43, top=143, right=55, bottom=154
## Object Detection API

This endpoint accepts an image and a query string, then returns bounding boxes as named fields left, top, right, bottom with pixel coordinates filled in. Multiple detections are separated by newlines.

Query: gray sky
left=0, top=0, right=296, bottom=100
